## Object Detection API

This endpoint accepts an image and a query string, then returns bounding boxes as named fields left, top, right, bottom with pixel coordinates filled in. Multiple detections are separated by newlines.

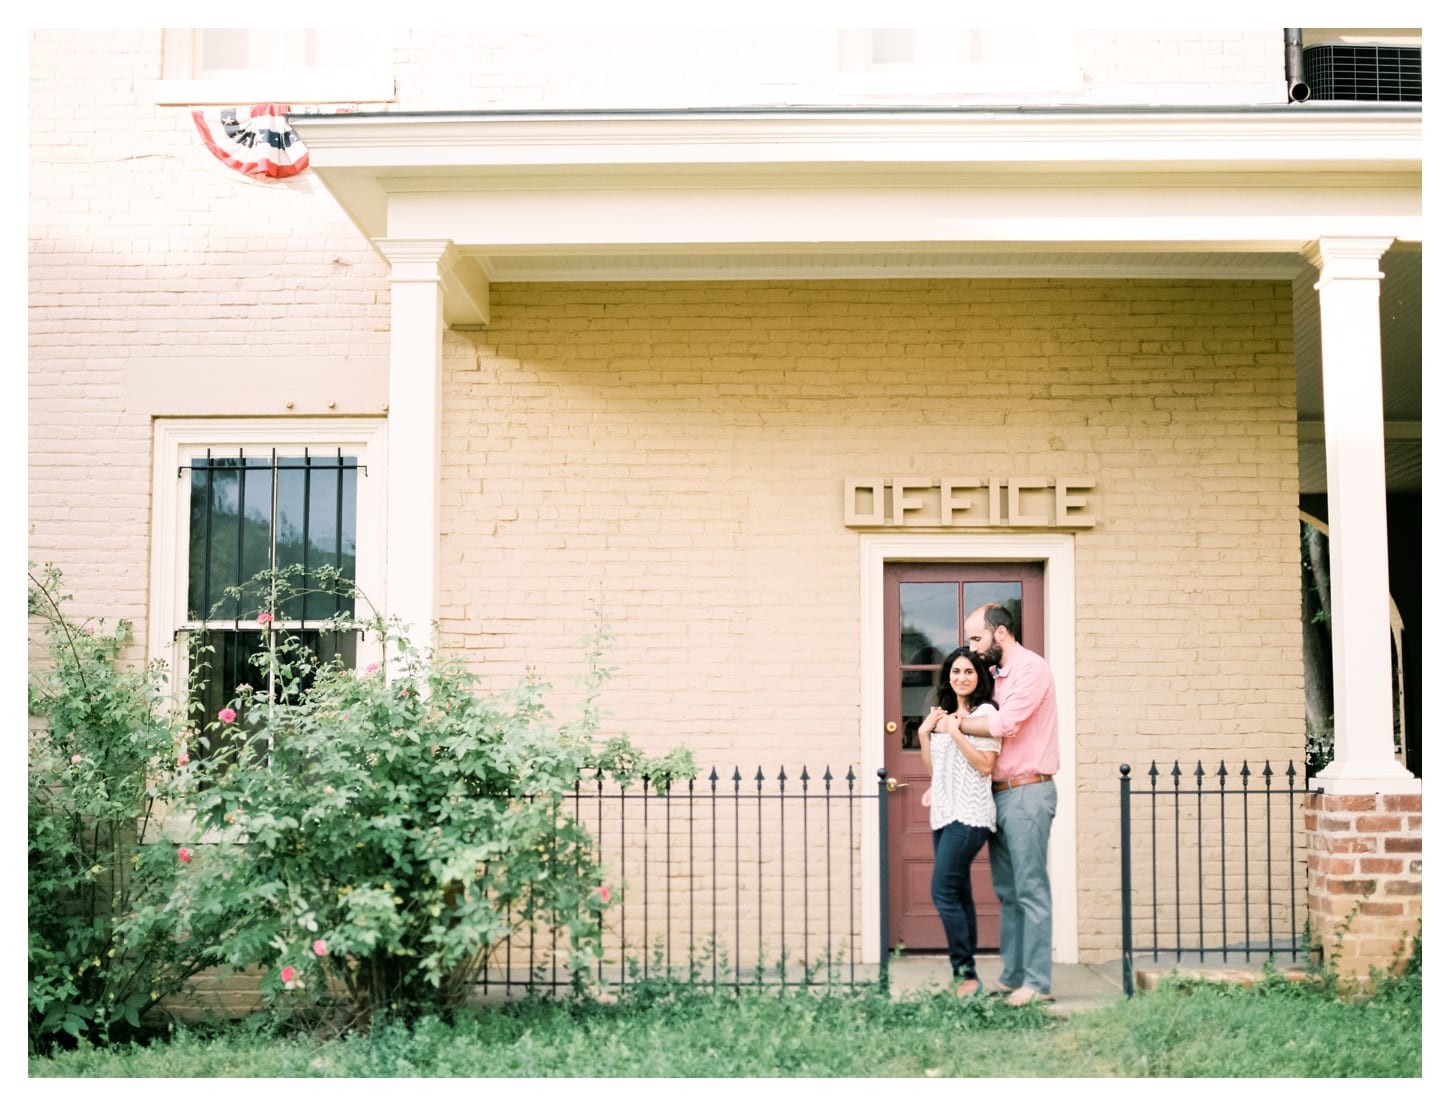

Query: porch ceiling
left=293, top=107, right=1422, bottom=494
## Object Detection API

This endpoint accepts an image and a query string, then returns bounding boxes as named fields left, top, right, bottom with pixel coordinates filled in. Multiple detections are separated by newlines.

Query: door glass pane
left=900, top=582, right=959, bottom=664
left=901, top=670, right=937, bottom=751
left=962, top=583, right=1024, bottom=646
left=900, top=581, right=959, bottom=751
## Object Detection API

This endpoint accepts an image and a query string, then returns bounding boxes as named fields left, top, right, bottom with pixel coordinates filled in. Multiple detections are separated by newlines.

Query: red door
left=884, top=562, right=1045, bottom=950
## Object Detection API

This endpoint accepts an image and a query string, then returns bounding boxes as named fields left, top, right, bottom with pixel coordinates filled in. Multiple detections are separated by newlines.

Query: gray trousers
left=988, top=779, right=1057, bottom=993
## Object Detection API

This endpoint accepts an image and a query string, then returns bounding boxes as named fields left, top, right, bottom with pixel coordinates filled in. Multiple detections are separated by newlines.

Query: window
left=155, top=28, right=394, bottom=106
left=149, top=420, right=387, bottom=764
left=837, top=28, right=1081, bottom=96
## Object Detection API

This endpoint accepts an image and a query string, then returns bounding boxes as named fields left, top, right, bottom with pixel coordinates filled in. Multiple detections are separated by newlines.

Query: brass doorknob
left=885, top=721, right=898, bottom=733
left=885, top=777, right=908, bottom=792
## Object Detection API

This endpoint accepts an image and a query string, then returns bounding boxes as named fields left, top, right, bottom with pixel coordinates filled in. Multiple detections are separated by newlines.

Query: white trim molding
left=858, top=531, right=1079, bottom=965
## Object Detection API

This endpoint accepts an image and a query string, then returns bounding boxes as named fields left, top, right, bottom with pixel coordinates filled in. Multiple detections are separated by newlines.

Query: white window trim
left=857, top=531, right=1079, bottom=965
left=154, top=29, right=395, bottom=106
left=836, top=28, right=1082, bottom=96
left=147, top=418, right=389, bottom=702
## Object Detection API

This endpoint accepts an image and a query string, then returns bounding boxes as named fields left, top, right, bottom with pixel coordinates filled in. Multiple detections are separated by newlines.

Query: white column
left=1304, top=238, right=1418, bottom=795
left=375, top=238, right=454, bottom=650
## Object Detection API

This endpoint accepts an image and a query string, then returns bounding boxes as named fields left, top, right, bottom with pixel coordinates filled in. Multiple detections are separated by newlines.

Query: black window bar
left=180, top=448, right=363, bottom=624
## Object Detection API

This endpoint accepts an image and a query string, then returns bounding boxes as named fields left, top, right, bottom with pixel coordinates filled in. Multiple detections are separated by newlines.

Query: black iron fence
left=476, top=766, right=891, bottom=997
left=1118, top=760, right=1321, bottom=996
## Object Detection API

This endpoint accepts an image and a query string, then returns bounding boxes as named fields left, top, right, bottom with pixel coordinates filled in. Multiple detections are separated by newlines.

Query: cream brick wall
left=437, top=279, right=1300, bottom=961
left=30, top=30, right=1307, bottom=969
left=28, top=29, right=389, bottom=657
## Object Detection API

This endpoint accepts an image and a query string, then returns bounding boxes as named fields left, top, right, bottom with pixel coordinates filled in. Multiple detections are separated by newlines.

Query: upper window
left=837, top=29, right=1081, bottom=96
left=155, top=28, right=394, bottom=106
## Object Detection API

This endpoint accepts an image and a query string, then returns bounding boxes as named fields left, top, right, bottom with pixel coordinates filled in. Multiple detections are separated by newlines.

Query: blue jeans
left=989, top=780, right=1057, bottom=994
left=930, top=821, right=993, bottom=981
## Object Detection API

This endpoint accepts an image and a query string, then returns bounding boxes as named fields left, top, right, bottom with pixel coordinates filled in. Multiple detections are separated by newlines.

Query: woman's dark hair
left=933, top=646, right=997, bottom=713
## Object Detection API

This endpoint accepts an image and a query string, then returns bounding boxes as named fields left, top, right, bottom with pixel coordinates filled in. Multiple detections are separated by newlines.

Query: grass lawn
left=29, top=968, right=1421, bottom=1079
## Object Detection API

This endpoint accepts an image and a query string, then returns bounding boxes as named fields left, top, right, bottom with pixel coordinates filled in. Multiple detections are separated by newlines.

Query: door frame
left=859, top=532, right=1080, bottom=964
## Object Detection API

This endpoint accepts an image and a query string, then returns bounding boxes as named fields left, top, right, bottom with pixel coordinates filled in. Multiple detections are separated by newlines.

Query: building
left=28, top=27, right=1421, bottom=976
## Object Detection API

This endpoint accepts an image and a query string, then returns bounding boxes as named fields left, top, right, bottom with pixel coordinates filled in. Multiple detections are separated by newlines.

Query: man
left=953, top=602, right=1059, bottom=1006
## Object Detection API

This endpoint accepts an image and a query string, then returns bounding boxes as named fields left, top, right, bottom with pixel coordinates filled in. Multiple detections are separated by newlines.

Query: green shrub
left=164, top=567, right=693, bottom=1030
left=27, top=566, right=218, bottom=1051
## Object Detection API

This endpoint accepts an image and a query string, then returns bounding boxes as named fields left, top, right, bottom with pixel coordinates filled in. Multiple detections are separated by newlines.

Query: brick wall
left=437, top=278, right=1300, bottom=961
left=28, top=29, right=389, bottom=660
left=1306, top=792, right=1423, bottom=983
left=30, top=30, right=1306, bottom=977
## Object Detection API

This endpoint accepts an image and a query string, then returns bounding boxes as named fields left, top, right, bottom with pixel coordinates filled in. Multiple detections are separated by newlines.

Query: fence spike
left=1171, top=761, right=1183, bottom=782
left=1239, top=761, right=1252, bottom=786
left=778, top=766, right=788, bottom=792
left=823, top=765, right=834, bottom=791
left=1216, top=760, right=1229, bottom=786
left=1194, top=760, right=1205, bottom=781
left=1148, top=760, right=1160, bottom=782
left=708, top=766, right=719, bottom=790
left=846, top=765, right=856, bottom=791
left=755, top=766, right=765, bottom=791
left=800, top=765, right=810, bottom=790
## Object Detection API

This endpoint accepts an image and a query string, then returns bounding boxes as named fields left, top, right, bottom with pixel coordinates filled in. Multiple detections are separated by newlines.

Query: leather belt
left=992, top=774, right=1054, bottom=793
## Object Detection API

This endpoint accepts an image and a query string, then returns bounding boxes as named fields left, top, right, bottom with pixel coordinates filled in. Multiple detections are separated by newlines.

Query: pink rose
left=177, top=847, right=192, bottom=864
left=597, top=884, right=611, bottom=904
left=70, top=754, right=83, bottom=765
left=313, top=939, right=328, bottom=957
left=365, top=663, right=379, bottom=674
left=177, top=751, right=190, bottom=766
left=280, top=965, right=295, bottom=983
left=257, top=612, right=274, bottom=625
left=218, top=707, right=236, bottom=724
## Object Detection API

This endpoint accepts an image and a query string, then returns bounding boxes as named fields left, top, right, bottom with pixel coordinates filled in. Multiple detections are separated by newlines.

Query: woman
left=917, top=646, right=1000, bottom=997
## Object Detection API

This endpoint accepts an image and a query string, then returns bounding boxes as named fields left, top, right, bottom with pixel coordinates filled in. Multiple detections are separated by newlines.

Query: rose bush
left=163, top=568, right=693, bottom=1029
left=27, top=566, right=222, bottom=1051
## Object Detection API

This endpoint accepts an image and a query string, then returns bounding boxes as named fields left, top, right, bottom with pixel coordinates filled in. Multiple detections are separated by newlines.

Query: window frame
left=154, top=28, right=395, bottom=106
left=148, top=418, right=389, bottom=709
left=836, top=28, right=1082, bottom=96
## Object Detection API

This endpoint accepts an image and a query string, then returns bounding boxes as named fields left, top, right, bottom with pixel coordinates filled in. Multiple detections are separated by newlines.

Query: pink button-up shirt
left=987, top=645, right=1060, bottom=781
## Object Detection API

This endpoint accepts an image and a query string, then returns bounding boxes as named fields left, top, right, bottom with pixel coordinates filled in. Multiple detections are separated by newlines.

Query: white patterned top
left=927, top=704, right=1001, bottom=832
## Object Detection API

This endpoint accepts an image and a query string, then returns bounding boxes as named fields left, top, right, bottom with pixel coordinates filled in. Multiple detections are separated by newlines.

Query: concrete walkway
left=887, top=954, right=1128, bottom=1014
left=888, top=952, right=1310, bottom=1014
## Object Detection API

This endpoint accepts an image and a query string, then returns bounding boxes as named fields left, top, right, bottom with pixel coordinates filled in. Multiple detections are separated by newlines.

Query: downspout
left=1285, top=29, right=1311, bottom=102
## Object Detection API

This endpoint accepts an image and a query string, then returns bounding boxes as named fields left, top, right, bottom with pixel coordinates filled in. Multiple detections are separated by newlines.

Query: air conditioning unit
left=1303, top=44, right=1421, bottom=102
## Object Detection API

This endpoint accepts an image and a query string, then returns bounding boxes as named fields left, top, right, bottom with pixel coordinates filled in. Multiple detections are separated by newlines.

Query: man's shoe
left=1004, top=986, right=1053, bottom=1007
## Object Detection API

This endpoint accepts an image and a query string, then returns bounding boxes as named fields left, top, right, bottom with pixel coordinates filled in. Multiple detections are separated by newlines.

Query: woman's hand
left=918, top=706, right=947, bottom=742
left=920, top=788, right=932, bottom=809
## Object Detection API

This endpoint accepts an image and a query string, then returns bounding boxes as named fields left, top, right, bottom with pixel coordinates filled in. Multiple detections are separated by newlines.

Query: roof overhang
left=292, top=106, right=1423, bottom=492
left=293, top=106, right=1421, bottom=278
